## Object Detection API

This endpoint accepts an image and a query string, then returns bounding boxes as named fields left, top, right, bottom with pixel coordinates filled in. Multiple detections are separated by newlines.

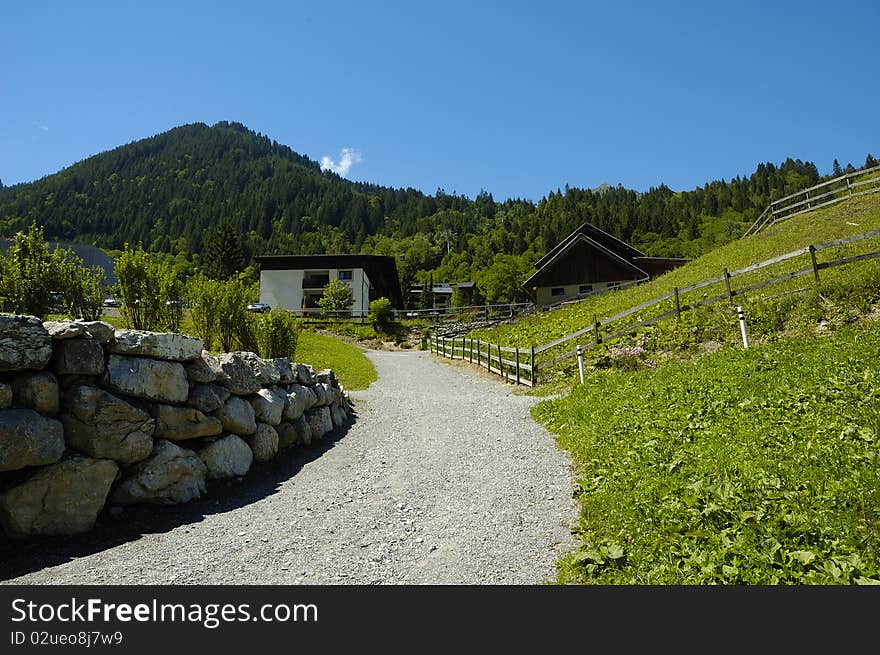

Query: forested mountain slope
left=0, top=120, right=873, bottom=301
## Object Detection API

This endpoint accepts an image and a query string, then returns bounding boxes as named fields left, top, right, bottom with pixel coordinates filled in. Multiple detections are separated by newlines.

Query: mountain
left=0, top=121, right=490, bottom=257
left=0, top=120, right=873, bottom=303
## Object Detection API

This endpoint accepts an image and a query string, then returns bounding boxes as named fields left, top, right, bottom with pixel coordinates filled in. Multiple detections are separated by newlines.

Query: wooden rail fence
left=429, top=334, right=535, bottom=387
left=430, top=227, right=880, bottom=386
left=744, top=165, right=880, bottom=237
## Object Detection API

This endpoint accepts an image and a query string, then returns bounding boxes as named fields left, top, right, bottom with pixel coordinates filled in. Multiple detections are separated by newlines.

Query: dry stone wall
left=0, top=316, right=354, bottom=540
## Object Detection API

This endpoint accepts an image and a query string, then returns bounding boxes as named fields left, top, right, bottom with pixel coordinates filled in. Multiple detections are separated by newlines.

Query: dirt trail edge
left=2, top=350, right=577, bottom=584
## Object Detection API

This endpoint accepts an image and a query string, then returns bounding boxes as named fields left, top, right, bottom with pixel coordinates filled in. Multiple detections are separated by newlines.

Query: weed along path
left=2, top=350, right=576, bottom=585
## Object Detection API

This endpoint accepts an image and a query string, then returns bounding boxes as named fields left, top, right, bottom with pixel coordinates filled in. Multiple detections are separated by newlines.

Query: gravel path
left=1, top=350, right=577, bottom=584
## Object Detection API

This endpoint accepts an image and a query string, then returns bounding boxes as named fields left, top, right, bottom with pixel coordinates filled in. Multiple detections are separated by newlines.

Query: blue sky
left=1, top=1, right=878, bottom=201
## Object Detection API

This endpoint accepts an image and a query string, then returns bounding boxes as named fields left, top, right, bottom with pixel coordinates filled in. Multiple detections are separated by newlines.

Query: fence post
left=576, top=344, right=585, bottom=384
left=497, top=344, right=504, bottom=381
left=515, top=348, right=521, bottom=385
left=530, top=346, right=536, bottom=386
left=723, top=268, right=733, bottom=299
left=737, top=306, right=750, bottom=348
left=484, top=305, right=489, bottom=320
left=809, top=245, right=821, bottom=286
left=673, top=287, right=681, bottom=318
left=476, top=340, right=481, bottom=368
left=593, top=315, right=601, bottom=344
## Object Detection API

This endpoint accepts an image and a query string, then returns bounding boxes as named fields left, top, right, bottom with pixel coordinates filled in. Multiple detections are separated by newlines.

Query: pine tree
left=833, top=159, right=843, bottom=177
left=203, top=220, right=245, bottom=280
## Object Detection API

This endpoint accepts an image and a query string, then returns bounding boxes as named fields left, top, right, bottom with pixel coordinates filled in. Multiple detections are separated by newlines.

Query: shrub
left=215, top=276, right=258, bottom=352
left=186, top=275, right=224, bottom=351
left=318, top=279, right=354, bottom=317
left=255, top=309, right=300, bottom=359
left=368, top=297, right=394, bottom=333
left=115, top=243, right=182, bottom=331
left=0, top=222, right=105, bottom=319
left=57, top=253, right=105, bottom=321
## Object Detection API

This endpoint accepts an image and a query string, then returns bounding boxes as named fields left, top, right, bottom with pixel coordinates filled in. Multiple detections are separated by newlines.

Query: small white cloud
left=31, top=121, right=49, bottom=132
left=320, top=147, right=362, bottom=177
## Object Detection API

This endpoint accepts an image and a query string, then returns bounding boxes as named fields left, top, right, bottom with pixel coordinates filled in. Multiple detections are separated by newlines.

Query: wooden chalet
left=523, top=223, right=687, bottom=306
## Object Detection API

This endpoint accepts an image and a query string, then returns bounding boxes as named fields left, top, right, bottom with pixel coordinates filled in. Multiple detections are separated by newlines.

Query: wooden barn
left=523, top=223, right=687, bottom=306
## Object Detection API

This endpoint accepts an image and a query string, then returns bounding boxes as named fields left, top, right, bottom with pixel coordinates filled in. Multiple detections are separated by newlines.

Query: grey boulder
left=109, top=330, right=203, bottom=361
left=199, top=434, right=253, bottom=479
left=213, top=396, right=257, bottom=435
left=0, top=409, right=64, bottom=472
left=51, top=337, right=105, bottom=376
left=246, top=423, right=279, bottom=462
left=249, top=387, right=286, bottom=426
left=305, top=406, right=333, bottom=441
left=11, top=371, right=60, bottom=415
left=61, top=386, right=155, bottom=465
left=103, top=355, right=189, bottom=403
left=186, top=383, right=230, bottom=414
left=151, top=404, right=223, bottom=441
left=185, top=350, right=227, bottom=383
left=0, top=454, right=118, bottom=538
left=111, top=440, right=207, bottom=506
left=0, top=314, right=52, bottom=372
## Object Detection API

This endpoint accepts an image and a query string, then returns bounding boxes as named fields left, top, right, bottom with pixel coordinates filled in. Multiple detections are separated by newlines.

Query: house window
left=551, top=287, right=565, bottom=297
left=338, top=270, right=353, bottom=281
left=579, top=284, right=593, bottom=294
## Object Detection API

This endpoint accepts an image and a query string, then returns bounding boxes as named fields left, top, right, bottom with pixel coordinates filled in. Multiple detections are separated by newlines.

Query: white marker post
left=576, top=344, right=585, bottom=384
left=737, top=306, right=749, bottom=348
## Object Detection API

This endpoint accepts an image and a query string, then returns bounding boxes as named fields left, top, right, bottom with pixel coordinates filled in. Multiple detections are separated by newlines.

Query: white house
left=254, top=254, right=403, bottom=317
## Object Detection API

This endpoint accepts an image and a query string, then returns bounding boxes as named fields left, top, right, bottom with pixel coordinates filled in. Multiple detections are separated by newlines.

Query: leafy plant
left=368, top=297, right=394, bottom=334
left=115, top=243, right=183, bottom=331
left=255, top=308, right=299, bottom=359
left=0, top=222, right=105, bottom=319
left=318, top=278, right=354, bottom=318
left=215, top=275, right=258, bottom=352
left=539, top=324, right=880, bottom=584
left=186, top=275, right=224, bottom=351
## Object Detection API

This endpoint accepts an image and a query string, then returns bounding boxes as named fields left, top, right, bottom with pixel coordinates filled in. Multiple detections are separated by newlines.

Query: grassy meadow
left=536, top=322, right=880, bottom=584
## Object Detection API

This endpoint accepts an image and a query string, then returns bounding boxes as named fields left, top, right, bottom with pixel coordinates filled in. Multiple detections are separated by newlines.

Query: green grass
left=476, top=193, right=880, bottom=352
left=537, top=322, right=880, bottom=584
left=294, top=330, right=377, bottom=391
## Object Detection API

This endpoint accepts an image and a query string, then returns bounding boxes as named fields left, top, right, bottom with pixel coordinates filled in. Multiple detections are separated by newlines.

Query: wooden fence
left=430, top=227, right=880, bottom=386
left=744, top=165, right=880, bottom=237
left=394, top=302, right=535, bottom=322
left=429, top=334, right=535, bottom=387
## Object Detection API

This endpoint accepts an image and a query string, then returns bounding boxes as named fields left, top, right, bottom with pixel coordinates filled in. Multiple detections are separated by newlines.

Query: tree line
left=0, top=121, right=875, bottom=305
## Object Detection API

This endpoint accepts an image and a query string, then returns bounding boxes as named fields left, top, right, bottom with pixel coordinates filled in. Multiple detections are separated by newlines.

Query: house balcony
left=302, top=276, right=330, bottom=290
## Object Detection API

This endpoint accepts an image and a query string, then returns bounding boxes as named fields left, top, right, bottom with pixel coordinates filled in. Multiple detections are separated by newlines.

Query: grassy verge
left=295, top=331, right=377, bottom=391
left=536, top=322, right=880, bottom=584
left=475, top=193, right=880, bottom=351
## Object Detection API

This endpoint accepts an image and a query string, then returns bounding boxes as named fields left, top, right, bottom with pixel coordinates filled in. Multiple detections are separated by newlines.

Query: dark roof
left=523, top=222, right=690, bottom=290
left=523, top=231, right=649, bottom=288
left=254, top=253, right=404, bottom=308
left=534, top=222, right=646, bottom=269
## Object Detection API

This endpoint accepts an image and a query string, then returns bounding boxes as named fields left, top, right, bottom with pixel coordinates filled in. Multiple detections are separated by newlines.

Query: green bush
left=255, top=309, right=299, bottom=359
left=57, top=253, right=104, bottom=321
left=0, top=222, right=105, bottom=320
left=368, top=297, right=394, bottom=333
left=186, top=275, right=224, bottom=351
left=318, top=279, right=354, bottom=317
left=216, top=276, right=258, bottom=352
left=115, top=243, right=182, bottom=331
